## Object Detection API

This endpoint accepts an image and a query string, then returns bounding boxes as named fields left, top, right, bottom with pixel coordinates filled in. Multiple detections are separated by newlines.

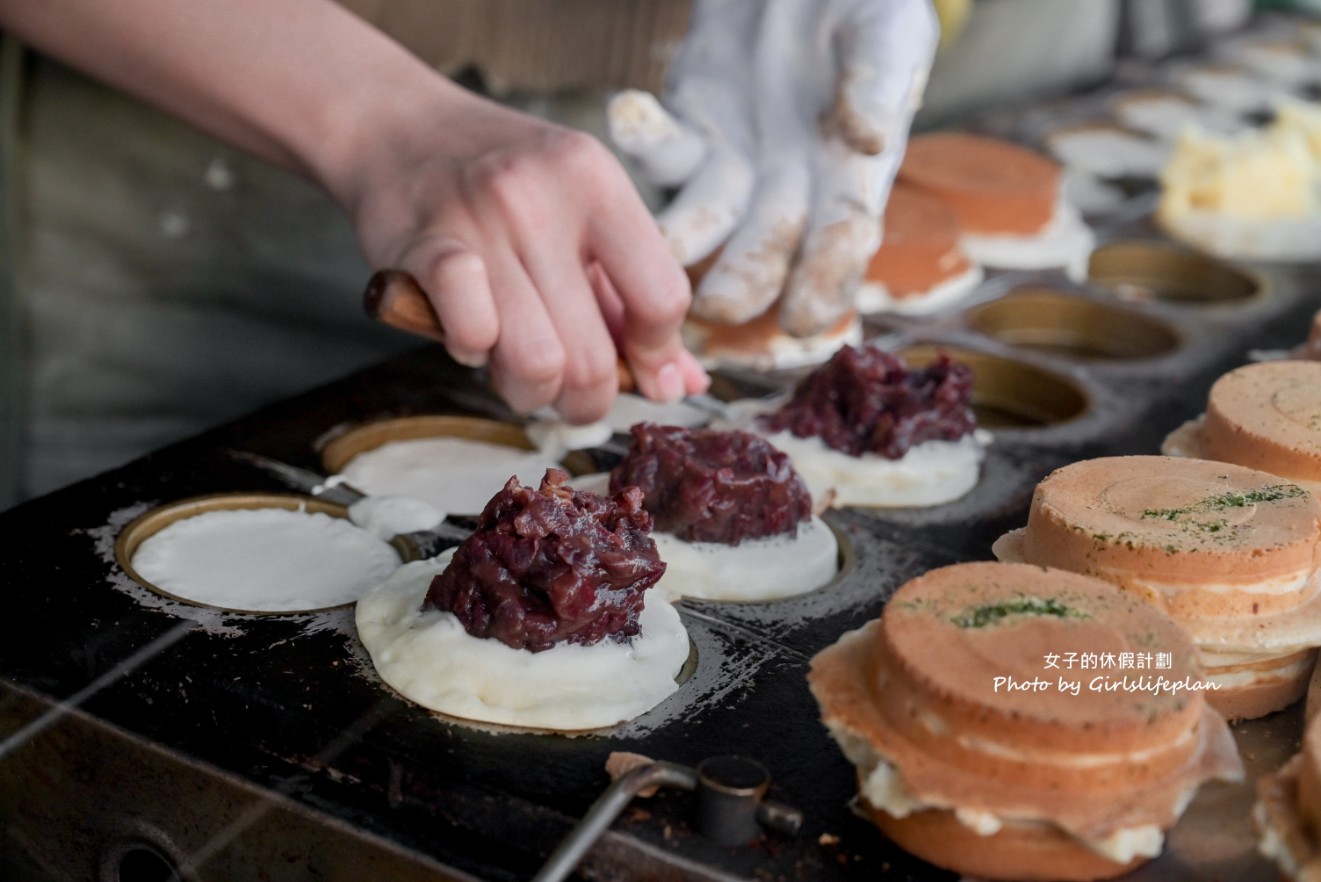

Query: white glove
left=609, top=0, right=939, bottom=337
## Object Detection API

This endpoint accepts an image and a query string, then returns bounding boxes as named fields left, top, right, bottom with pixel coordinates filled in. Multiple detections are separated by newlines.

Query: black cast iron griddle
left=0, top=198, right=1317, bottom=882
left=7, top=17, right=1321, bottom=860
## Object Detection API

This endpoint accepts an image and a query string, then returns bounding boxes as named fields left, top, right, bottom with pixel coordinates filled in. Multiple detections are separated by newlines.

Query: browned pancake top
left=1203, top=362, right=1321, bottom=484
left=899, top=133, right=1061, bottom=236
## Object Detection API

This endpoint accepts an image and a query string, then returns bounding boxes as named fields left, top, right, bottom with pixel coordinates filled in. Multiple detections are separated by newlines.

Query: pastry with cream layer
left=1155, top=99, right=1321, bottom=261
left=1164, top=361, right=1321, bottom=497
left=1255, top=712, right=1321, bottom=881
left=356, top=470, right=690, bottom=730
left=680, top=245, right=862, bottom=372
left=681, top=306, right=862, bottom=373
left=809, top=561, right=1242, bottom=881
left=721, top=345, right=987, bottom=509
left=995, top=455, right=1321, bottom=720
left=607, top=423, right=838, bottom=602
left=855, top=182, right=983, bottom=316
left=898, top=132, right=1094, bottom=279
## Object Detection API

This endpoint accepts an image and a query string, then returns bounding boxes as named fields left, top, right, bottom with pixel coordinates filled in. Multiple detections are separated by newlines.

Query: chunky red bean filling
left=609, top=423, right=812, bottom=545
left=422, top=469, right=665, bottom=652
left=761, top=346, right=975, bottom=459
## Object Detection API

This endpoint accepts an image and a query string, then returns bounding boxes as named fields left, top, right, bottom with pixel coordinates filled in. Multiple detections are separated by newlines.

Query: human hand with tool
left=2, top=0, right=710, bottom=427
left=608, top=0, right=941, bottom=338
left=340, top=89, right=711, bottom=423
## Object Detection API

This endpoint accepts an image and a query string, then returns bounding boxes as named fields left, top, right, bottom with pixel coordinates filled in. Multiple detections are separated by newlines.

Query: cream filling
left=1201, top=651, right=1316, bottom=690
left=1158, top=207, right=1321, bottom=262
left=651, top=515, right=838, bottom=602
left=1255, top=798, right=1307, bottom=881
left=1161, top=416, right=1206, bottom=459
left=855, top=261, right=984, bottom=316
left=1202, top=645, right=1314, bottom=668
left=1163, top=415, right=1321, bottom=497
left=1137, top=570, right=1315, bottom=600
left=827, top=721, right=1167, bottom=864
left=1254, top=756, right=1310, bottom=880
left=960, top=194, right=1095, bottom=281
left=957, top=727, right=1197, bottom=770
left=355, top=551, right=690, bottom=731
left=130, top=507, right=402, bottom=612
left=335, top=437, right=565, bottom=516
left=685, top=316, right=864, bottom=372
left=995, top=527, right=1321, bottom=659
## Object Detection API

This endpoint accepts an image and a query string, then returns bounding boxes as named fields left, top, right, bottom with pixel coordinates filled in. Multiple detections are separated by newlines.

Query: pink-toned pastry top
left=899, top=132, right=1062, bottom=236
left=1201, top=362, right=1321, bottom=489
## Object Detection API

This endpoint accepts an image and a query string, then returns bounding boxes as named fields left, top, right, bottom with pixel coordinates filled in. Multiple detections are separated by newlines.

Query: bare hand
left=334, top=88, right=709, bottom=423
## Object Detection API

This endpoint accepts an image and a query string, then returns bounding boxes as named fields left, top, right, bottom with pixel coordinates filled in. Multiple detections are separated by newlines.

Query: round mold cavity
left=1087, top=240, right=1262, bottom=306
left=320, top=414, right=594, bottom=475
left=319, top=414, right=597, bottom=518
left=898, top=345, right=1090, bottom=430
left=116, top=493, right=415, bottom=615
left=963, top=287, right=1181, bottom=361
left=668, top=516, right=857, bottom=606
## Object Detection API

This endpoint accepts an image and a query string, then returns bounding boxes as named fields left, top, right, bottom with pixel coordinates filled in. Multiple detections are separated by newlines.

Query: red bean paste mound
left=422, top=468, right=665, bottom=653
left=609, top=423, right=812, bottom=546
left=760, top=345, right=975, bottom=459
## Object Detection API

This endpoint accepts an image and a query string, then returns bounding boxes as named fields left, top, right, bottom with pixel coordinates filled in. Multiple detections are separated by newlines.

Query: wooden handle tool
left=363, top=270, right=446, bottom=343
left=363, top=270, right=637, bottom=391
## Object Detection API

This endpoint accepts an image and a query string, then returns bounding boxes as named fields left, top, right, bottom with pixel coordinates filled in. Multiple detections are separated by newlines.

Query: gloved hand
left=608, top=0, right=940, bottom=338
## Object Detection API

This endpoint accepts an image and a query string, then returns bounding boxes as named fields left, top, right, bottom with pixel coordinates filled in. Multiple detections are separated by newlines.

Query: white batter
left=335, top=437, right=564, bottom=516
left=130, top=507, right=402, bottom=612
left=652, top=515, right=838, bottom=602
left=765, top=430, right=987, bottom=508
left=720, top=401, right=987, bottom=508
left=355, top=551, right=691, bottom=730
left=560, top=472, right=839, bottom=601
left=525, top=393, right=713, bottom=460
left=347, top=495, right=445, bottom=540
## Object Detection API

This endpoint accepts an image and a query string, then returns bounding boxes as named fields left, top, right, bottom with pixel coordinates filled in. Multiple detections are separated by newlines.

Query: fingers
left=478, top=128, right=705, bottom=421
left=654, top=145, right=756, bottom=266
left=780, top=203, right=878, bottom=337
left=830, top=0, right=939, bottom=156
left=607, top=90, right=707, bottom=187
left=688, top=162, right=809, bottom=325
left=780, top=142, right=895, bottom=336
left=482, top=256, right=570, bottom=418
left=527, top=251, right=626, bottom=425
left=586, top=171, right=710, bottom=405
left=408, top=246, right=499, bottom=367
